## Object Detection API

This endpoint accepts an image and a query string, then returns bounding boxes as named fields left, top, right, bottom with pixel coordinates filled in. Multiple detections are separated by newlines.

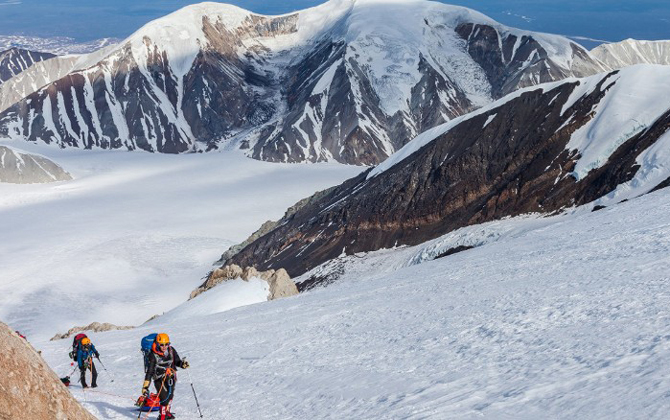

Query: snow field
left=37, top=186, right=670, bottom=419
left=0, top=141, right=363, bottom=341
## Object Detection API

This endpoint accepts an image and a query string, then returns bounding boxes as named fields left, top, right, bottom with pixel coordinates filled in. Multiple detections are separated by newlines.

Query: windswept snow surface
left=0, top=142, right=362, bottom=341
left=37, top=187, right=670, bottom=419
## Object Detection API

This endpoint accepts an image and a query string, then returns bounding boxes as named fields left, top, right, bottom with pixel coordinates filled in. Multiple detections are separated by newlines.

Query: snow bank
left=155, top=277, right=269, bottom=323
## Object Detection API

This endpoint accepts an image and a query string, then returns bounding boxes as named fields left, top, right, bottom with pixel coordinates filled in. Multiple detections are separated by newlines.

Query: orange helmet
left=155, top=333, right=170, bottom=346
left=81, top=337, right=91, bottom=345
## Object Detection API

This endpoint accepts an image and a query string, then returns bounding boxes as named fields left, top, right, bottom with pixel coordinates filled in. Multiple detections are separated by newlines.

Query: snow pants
left=80, top=362, right=97, bottom=387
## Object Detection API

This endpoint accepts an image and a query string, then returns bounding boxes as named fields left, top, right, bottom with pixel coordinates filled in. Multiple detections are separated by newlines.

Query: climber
left=77, top=337, right=100, bottom=388
left=141, top=333, right=189, bottom=420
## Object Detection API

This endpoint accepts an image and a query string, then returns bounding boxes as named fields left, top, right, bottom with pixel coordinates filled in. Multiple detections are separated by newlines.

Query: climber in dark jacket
left=77, top=337, right=100, bottom=388
left=142, top=333, right=189, bottom=420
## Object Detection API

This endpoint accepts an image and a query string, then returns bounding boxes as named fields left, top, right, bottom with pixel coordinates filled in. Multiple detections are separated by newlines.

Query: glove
left=141, top=380, right=150, bottom=396
left=181, top=360, right=189, bottom=369
left=95, top=352, right=100, bottom=359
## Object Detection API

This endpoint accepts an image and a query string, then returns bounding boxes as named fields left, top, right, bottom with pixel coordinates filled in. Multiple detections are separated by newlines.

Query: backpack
left=141, top=333, right=158, bottom=372
left=69, top=333, right=88, bottom=362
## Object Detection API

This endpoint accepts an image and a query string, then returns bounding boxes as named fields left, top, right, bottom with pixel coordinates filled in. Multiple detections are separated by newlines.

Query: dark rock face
left=455, top=23, right=604, bottom=98
left=0, top=47, right=56, bottom=84
left=227, top=70, right=670, bottom=279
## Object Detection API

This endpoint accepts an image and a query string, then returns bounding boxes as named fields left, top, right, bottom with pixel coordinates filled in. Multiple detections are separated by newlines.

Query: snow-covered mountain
left=0, top=45, right=118, bottom=114
left=0, top=145, right=72, bottom=183
left=592, top=39, right=670, bottom=69
left=225, top=64, right=670, bottom=279
left=0, top=0, right=607, bottom=164
left=0, top=47, right=55, bottom=84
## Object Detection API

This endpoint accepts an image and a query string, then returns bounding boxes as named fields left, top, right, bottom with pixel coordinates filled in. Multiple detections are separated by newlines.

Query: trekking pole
left=96, top=357, right=115, bottom=382
left=68, top=363, right=78, bottom=377
left=185, top=368, right=204, bottom=418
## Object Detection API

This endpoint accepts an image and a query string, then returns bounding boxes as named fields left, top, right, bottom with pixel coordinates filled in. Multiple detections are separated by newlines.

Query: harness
left=150, top=344, right=176, bottom=380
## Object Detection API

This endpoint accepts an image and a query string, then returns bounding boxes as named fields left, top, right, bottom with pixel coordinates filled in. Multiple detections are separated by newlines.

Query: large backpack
left=69, top=333, right=88, bottom=362
left=141, top=333, right=158, bottom=372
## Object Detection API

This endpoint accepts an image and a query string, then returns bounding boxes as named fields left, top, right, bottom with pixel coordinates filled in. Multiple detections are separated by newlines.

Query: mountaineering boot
left=165, top=401, right=175, bottom=419
left=91, top=383, right=98, bottom=388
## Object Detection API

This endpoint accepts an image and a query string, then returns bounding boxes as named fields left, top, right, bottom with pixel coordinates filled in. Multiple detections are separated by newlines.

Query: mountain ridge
left=0, top=0, right=606, bottom=164
left=224, top=65, right=670, bottom=279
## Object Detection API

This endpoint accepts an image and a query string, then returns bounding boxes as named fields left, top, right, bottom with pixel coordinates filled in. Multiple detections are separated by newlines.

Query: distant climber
left=77, top=337, right=100, bottom=388
left=141, top=333, right=189, bottom=420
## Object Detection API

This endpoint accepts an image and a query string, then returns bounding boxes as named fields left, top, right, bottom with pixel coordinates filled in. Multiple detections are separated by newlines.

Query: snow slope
left=592, top=38, right=670, bottom=69
left=370, top=64, right=670, bottom=192
left=36, top=186, right=670, bottom=419
left=0, top=141, right=362, bottom=341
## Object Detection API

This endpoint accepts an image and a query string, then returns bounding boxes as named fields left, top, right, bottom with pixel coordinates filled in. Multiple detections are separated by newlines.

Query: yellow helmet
left=156, top=333, right=170, bottom=345
left=81, top=337, right=91, bottom=345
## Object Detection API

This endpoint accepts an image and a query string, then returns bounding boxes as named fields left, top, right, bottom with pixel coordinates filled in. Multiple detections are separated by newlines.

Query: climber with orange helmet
left=141, top=333, right=189, bottom=420
left=76, top=336, right=100, bottom=388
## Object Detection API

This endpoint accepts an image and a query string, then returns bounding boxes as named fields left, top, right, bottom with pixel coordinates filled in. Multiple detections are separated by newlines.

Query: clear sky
left=1, top=0, right=669, bottom=48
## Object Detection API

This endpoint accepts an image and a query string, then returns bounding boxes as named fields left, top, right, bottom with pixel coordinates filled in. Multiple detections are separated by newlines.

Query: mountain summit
left=0, top=0, right=606, bottom=164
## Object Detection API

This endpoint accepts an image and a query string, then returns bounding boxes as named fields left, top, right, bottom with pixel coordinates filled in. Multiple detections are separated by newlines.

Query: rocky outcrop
left=0, top=320, right=96, bottom=420
left=266, top=268, right=298, bottom=300
left=49, top=321, right=134, bottom=341
left=0, top=145, right=72, bottom=184
left=226, top=66, right=670, bottom=282
left=190, top=264, right=297, bottom=301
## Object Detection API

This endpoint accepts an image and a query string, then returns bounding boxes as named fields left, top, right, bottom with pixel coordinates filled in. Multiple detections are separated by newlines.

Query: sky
left=0, top=0, right=668, bottom=48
